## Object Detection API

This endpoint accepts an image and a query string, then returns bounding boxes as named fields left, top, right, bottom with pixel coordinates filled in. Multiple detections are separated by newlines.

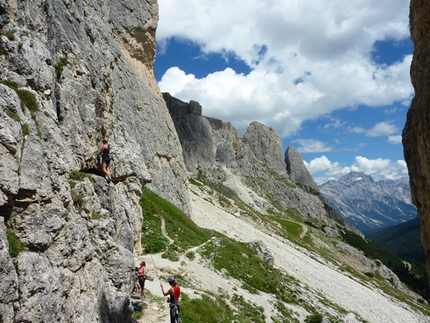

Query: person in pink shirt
left=137, top=261, right=147, bottom=300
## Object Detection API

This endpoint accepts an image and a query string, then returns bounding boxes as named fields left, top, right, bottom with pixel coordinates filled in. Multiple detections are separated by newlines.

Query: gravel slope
left=136, top=183, right=430, bottom=323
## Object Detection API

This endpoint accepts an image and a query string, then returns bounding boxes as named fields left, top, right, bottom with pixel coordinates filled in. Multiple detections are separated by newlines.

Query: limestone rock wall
left=285, top=145, right=319, bottom=191
left=242, top=121, right=286, bottom=175
left=164, top=93, right=356, bottom=231
left=403, top=0, right=430, bottom=279
left=0, top=1, right=190, bottom=322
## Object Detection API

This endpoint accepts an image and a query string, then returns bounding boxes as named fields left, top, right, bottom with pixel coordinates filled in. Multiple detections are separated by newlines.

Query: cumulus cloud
left=388, top=135, right=402, bottom=144
left=157, top=0, right=412, bottom=137
left=306, top=155, right=408, bottom=184
left=367, top=122, right=399, bottom=137
left=295, top=139, right=333, bottom=153
left=157, top=0, right=412, bottom=182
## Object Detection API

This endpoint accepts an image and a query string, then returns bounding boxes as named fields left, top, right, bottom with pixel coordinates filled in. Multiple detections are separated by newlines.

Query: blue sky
left=154, top=0, right=413, bottom=184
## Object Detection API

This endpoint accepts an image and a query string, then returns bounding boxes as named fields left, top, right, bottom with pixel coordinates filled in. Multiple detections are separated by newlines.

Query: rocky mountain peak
left=338, top=171, right=374, bottom=185
left=242, top=121, right=286, bottom=175
left=285, top=145, right=319, bottom=191
left=163, top=94, right=358, bottom=235
left=319, top=172, right=417, bottom=233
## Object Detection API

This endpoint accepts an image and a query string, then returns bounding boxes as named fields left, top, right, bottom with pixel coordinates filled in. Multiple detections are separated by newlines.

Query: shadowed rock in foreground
left=403, top=0, right=430, bottom=281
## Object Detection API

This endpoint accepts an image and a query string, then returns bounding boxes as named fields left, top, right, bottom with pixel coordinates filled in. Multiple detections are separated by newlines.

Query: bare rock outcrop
left=242, top=121, right=286, bottom=175
left=285, top=145, right=318, bottom=191
left=403, top=0, right=430, bottom=279
left=164, top=94, right=356, bottom=233
left=0, top=1, right=190, bottom=322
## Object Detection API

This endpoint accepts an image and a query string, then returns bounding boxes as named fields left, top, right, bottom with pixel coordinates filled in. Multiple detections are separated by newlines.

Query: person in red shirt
left=161, top=276, right=181, bottom=323
left=137, top=261, right=147, bottom=301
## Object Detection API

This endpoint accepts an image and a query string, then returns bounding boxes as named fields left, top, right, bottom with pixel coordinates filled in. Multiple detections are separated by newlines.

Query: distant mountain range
left=319, top=171, right=417, bottom=233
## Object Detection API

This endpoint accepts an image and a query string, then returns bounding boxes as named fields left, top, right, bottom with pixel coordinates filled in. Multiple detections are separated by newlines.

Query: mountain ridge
left=319, top=171, right=417, bottom=233
left=366, top=217, right=425, bottom=268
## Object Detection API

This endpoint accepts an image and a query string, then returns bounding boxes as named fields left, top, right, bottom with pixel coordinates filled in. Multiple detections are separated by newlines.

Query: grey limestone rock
left=164, top=94, right=355, bottom=231
left=0, top=1, right=190, bottom=322
left=247, top=240, right=275, bottom=265
left=242, top=121, right=286, bottom=175
left=285, top=145, right=318, bottom=191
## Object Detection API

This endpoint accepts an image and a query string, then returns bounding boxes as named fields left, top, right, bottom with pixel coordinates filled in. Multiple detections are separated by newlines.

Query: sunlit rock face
left=0, top=1, right=191, bottom=322
left=403, top=0, right=430, bottom=282
left=163, top=93, right=358, bottom=234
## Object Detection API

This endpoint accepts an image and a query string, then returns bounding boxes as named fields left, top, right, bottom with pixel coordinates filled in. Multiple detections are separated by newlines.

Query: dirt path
left=299, top=221, right=308, bottom=239
left=154, top=214, right=174, bottom=245
left=135, top=214, right=173, bottom=323
left=131, top=186, right=428, bottom=323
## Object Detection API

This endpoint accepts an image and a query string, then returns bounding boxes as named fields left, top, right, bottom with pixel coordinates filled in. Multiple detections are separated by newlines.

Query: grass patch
left=54, top=57, right=69, bottom=79
left=0, top=79, right=19, bottom=90
left=181, top=290, right=287, bottom=323
left=6, top=108, right=20, bottom=122
left=305, top=313, right=324, bottom=323
left=198, top=236, right=296, bottom=303
left=141, top=212, right=169, bottom=253
left=185, top=251, right=195, bottom=260
left=140, top=187, right=217, bottom=252
left=271, top=301, right=299, bottom=323
left=91, top=212, right=102, bottom=220
left=230, top=294, right=266, bottom=322
left=0, top=29, right=16, bottom=40
left=161, top=245, right=180, bottom=262
left=284, top=208, right=303, bottom=221
left=72, top=194, right=84, bottom=207
left=7, top=229, right=26, bottom=257
left=16, top=89, right=38, bottom=112
left=180, top=293, right=235, bottom=323
left=0, top=80, right=39, bottom=116
left=131, top=304, right=143, bottom=320
left=274, top=218, right=303, bottom=239
left=69, top=170, right=94, bottom=183
left=0, top=80, right=38, bottom=112
left=21, top=123, right=29, bottom=136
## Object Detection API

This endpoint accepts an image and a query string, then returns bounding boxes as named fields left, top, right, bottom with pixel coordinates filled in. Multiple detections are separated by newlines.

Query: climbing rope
left=150, top=253, right=161, bottom=283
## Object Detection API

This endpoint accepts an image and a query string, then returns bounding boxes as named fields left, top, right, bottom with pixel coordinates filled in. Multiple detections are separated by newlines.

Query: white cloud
left=304, top=156, right=350, bottom=184
left=306, top=155, right=408, bottom=184
left=295, top=139, right=333, bottom=153
left=157, top=0, right=413, bottom=137
left=367, top=121, right=399, bottom=137
left=350, top=156, right=408, bottom=180
left=388, top=135, right=402, bottom=144
left=323, top=117, right=346, bottom=130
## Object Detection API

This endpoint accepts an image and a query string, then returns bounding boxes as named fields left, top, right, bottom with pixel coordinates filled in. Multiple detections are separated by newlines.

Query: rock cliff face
left=164, top=93, right=358, bottom=234
left=285, top=145, right=319, bottom=191
left=403, top=0, right=430, bottom=280
left=0, top=1, right=190, bottom=322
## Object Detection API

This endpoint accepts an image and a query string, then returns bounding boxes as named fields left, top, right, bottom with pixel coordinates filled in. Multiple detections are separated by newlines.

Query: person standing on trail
left=137, top=261, right=147, bottom=301
left=100, top=138, right=112, bottom=183
left=133, top=267, right=141, bottom=293
left=161, top=276, right=181, bottom=323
